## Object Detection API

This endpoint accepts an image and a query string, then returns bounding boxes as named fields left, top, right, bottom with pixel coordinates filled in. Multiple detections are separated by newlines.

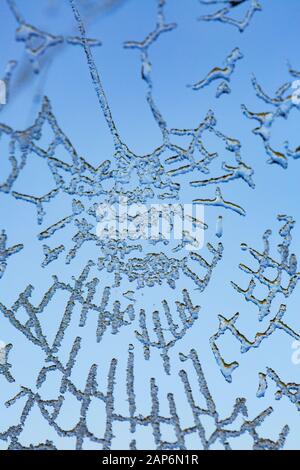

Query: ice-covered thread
left=0, top=261, right=136, bottom=349
left=193, top=187, right=246, bottom=216
left=6, top=0, right=101, bottom=74
left=232, top=215, right=300, bottom=320
left=0, top=343, right=15, bottom=383
left=0, top=60, right=17, bottom=110
left=210, top=215, right=300, bottom=382
left=97, top=242, right=223, bottom=290
left=177, top=348, right=288, bottom=449
left=198, top=0, right=262, bottom=33
left=210, top=306, right=300, bottom=382
left=188, top=47, right=243, bottom=98
left=135, top=289, right=200, bottom=374
left=242, top=68, right=300, bottom=168
left=0, top=230, right=24, bottom=279
left=257, top=368, right=300, bottom=411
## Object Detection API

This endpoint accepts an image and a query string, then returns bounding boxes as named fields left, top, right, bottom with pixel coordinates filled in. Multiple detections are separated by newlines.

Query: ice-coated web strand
left=165, top=110, right=254, bottom=216
left=0, top=230, right=23, bottom=280
left=188, top=47, right=243, bottom=98
left=124, top=0, right=176, bottom=51
left=124, top=0, right=177, bottom=143
left=210, top=215, right=300, bottom=382
left=69, top=0, right=121, bottom=149
left=0, top=343, right=289, bottom=450
left=0, top=249, right=222, bottom=355
left=177, top=349, right=288, bottom=450
left=0, top=0, right=296, bottom=450
left=12, top=189, right=60, bottom=226
left=0, top=94, right=116, bottom=264
left=257, top=368, right=300, bottom=411
left=97, top=242, right=224, bottom=290
left=210, top=305, right=300, bottom=383
left=232, top=215, right=300, bottom=320
left=0, top=260, right=136, bottom=353
left=198, top=0, right=262, bottom=33
left=0, top=60, right=18, bottom=111
left=193, top=187, right=246, bottom=216
left=0, top=0, right=253, bottom=233
left=0, top=342, right=14, bottom=383
left=68, top=0, right=178, bottom=200
left=42, top=244, right=65, bottom=268
left=0, top=2, right=248, bottom=272
left=4, top=2, right=107, bottom=113
left=123, top=0, right=253, bottom=215
left=134, top=244, right=223, bottom=375
left=6, top=0, right=102, bottom=74
left=135, top=294, right=200, bottom=375
left=6, top=0, right=24, bottom=24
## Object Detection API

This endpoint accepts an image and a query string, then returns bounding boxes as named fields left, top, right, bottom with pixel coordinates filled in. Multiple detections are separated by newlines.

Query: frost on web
left=198, top=0, right=262, bottom=32
left=164, top=112, right=254, bottom=217
left=0, top=0, right=253, bottom=237
left=6, top=0, right=102, bottom=74
left=123, top=0, right=253, bottom=216
left=177, top=349, right=288, bottom=450
left=0, top=0, right=229, bottom=428
left=0, top=87, right=225, bottom=382
left=0, top=260, right=136, bottom=350
left=0, top=345, right=289, bottom=450
left=242, top=66, right=300, bottom=168
left=187, top=47, right=243, bottom=98
left=133, top=244, right=224, bottom=375
left=0, top=238, right=223, bottom=373
left=0, top=230, right=23, bottom=279
left=211, top=215, right=300, bottom=382
left=257, top=368, right=300, bottom=411
left=0, top=0, right=250, bottom=265
left=0, top=0, right=292, bottom=450
left=0, top=60, right=17, bottom=111
left=97, top=242, right=223, bottom=290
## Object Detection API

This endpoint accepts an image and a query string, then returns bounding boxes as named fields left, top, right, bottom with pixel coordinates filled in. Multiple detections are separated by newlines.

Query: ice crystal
left=6, top=0, right=102, bottom=73
left=0, top=230, right=23, bottom=279
left=257, top=368, right=300, bottom=411
left=135, top=290, right=200, bottom=374
left=242, top=68, right=300, bottom=168
left=0, top=342, right=14, bottom=383
left=188, top=48, right=243, bottom=98
left=0, top=0, right=296, bottom=451
left=232, top=215, right=300, bottom=320
left=211, top=216, right=300, bottom=382
left=177, top=349, right=288, bottom=450
left=0, top=60, right=17, bottom=110
left=198, top=0, right=262, bottom=32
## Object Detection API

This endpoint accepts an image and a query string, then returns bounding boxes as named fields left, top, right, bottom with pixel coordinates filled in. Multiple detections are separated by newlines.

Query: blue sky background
left=0, top=0, right=300, bottom=450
